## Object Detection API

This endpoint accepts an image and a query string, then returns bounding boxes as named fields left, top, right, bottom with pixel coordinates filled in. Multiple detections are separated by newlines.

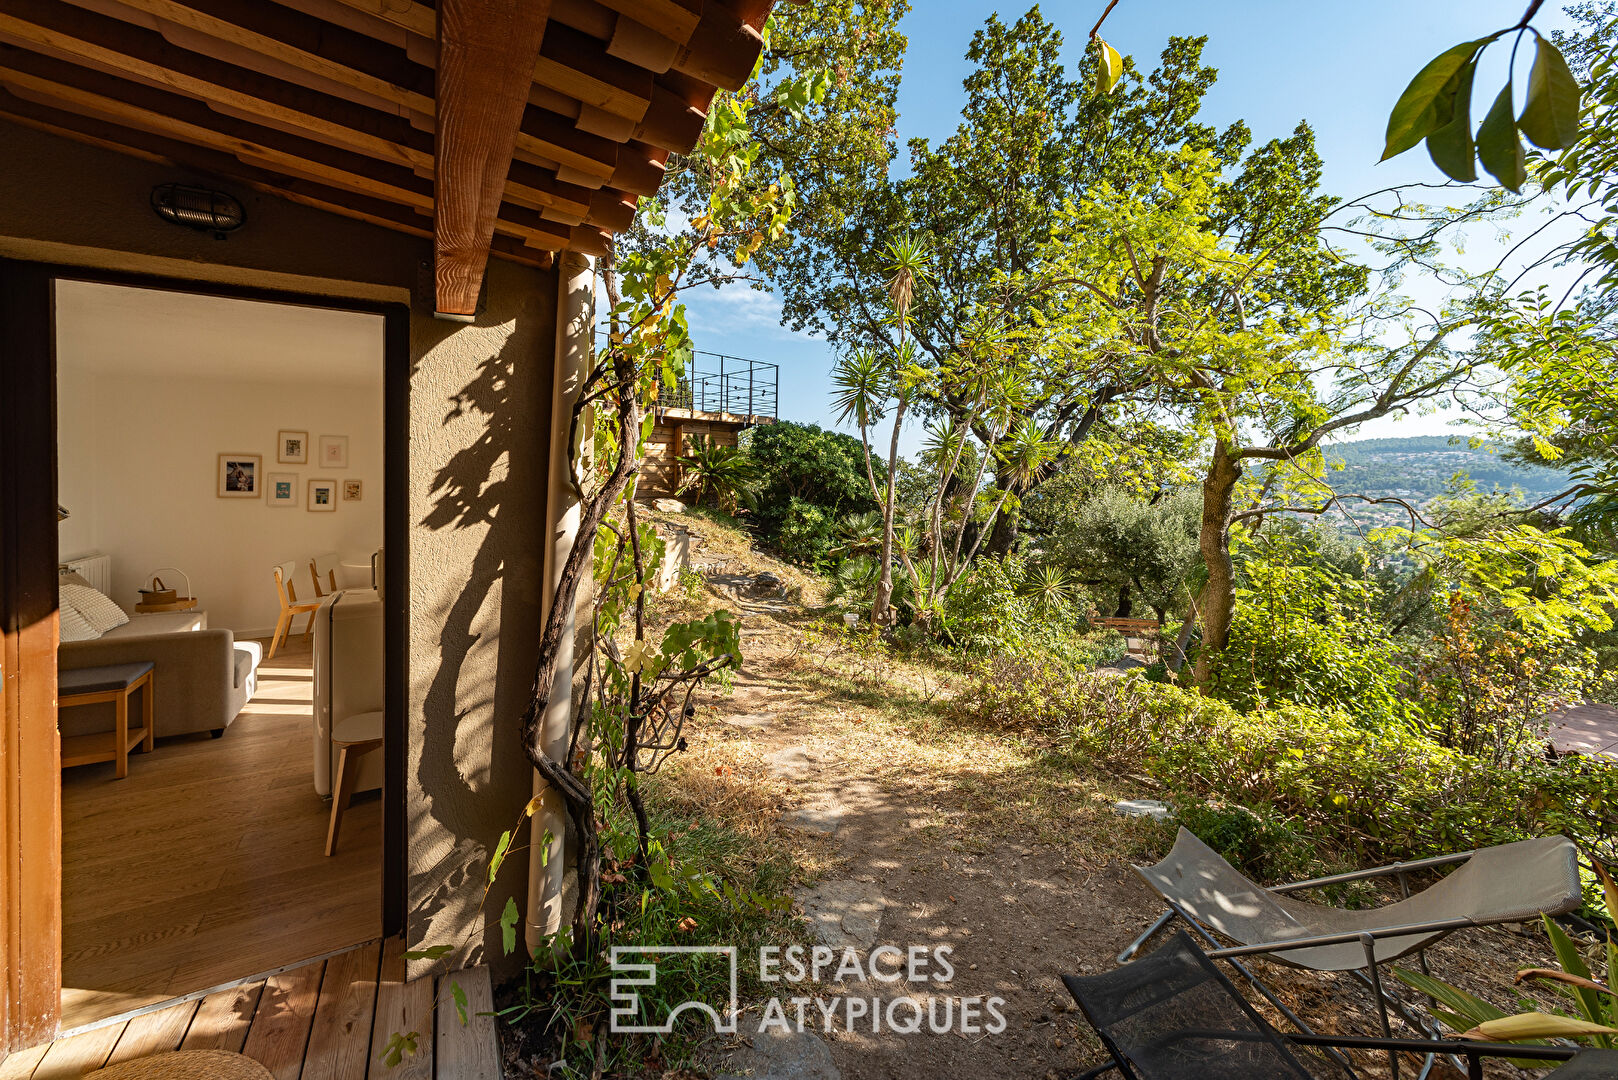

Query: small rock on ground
left=766, top=745, right=818, bottom=778
left=797, top=880, right=885, bottom=950
left=783, top=802, right=844, bottom=835
left=717, top=1027, right=840, bottom=1080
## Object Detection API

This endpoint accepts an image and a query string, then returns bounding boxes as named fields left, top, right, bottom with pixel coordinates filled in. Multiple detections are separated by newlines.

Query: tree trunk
left=872, top=387, right=908, bottom=626
left=985, top=497, right=1020, bottom=556
left=1166, top=604, right=1198, bottom=674
left=1115, top=581, right=1132, bottom=618
left=1192, top=443, right=1241, bottom=687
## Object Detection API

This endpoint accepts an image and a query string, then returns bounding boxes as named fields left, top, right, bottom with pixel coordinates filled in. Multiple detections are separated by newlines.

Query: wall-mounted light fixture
left=150, top=183, right=245, bottom=239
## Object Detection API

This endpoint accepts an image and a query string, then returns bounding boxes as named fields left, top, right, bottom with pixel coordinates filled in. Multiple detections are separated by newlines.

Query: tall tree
left=1035, top=147, right=1493, bottom=684
left=771, top=12, right=1380, bottom=553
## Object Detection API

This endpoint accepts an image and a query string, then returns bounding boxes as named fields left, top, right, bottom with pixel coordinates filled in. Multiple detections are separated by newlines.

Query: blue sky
left=679, top=1, right=1579, bottom=449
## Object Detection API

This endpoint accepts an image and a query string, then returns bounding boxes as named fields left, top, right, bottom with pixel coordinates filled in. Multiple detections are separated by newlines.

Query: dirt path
left=647, top=539, right=1569, bottom=1080
left=678, top=574, right=1178, bottom=1080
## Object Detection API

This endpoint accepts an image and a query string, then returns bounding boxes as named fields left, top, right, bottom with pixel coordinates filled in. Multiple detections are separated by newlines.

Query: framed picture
left=268, top=472, right=298, bottom=507
left=307, top=478, right=338, bottom=512
left=342, top=479, right=363, bottom=502
left=277, top=430, right=308, bottom=464
left=317, top=434, right=349, bottom=469
left=217, top=453, right=261, bottom=498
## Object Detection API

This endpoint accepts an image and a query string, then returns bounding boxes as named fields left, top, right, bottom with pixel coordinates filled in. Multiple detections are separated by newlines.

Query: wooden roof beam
left=433, top=0, right=552, bottom=318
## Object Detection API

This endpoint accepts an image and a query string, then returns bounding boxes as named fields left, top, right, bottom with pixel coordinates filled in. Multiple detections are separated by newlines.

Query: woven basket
left=85, top=1050, right=273, bottom=1079
left=138, top=576, right=178, bottom=605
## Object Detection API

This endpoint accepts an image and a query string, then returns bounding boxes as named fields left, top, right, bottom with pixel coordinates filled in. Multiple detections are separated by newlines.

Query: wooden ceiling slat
left=0, top=51, right=612, bottom=248
left=594, top=0, right=700, bottom=44
left=674, top=5, right=762, bottom=92
left=516, top=103, right=618, bottom=182
left=433, top=0, right=553, bottom=316
left=535, top=21, right=651, bottom=122
left=59, top=0, right=434, bottom=115
left=0, top=0, right=777, bottom=271
left=0, top=5, right=430, bottom=168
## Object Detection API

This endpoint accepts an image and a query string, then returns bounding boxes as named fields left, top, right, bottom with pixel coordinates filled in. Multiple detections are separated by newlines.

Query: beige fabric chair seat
left=312, top=588, right=383, bottom=797
left=1136, top=827, right=1582, bottom=971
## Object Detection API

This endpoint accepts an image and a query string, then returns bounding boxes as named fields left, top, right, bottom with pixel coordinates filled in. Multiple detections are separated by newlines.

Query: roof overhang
left=0, top=0, right=784, bottom=316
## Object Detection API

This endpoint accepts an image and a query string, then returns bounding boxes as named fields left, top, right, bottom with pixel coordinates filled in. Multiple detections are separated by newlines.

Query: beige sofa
left=59, top=607, right=261, bottom=739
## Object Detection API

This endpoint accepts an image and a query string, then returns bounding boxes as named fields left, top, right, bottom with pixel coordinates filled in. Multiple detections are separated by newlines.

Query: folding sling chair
left=1119, top=828, right=1583, bottom=1077
left=1063, top=931, right=1603, bottom=1080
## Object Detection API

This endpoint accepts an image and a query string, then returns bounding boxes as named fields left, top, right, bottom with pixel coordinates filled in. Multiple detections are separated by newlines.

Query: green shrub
left=955, top=665, right=1618, bottom=878
left=939, top=555, right=1109, bottom=668
left=771, top=497, right=838, bottom=566
left=1206, top=542, right=1414, bottom=727
left=744, top=422, right=876, bottom=558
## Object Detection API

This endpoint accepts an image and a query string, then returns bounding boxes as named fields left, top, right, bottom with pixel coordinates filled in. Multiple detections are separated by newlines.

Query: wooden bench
left=59, top=660, right=155, bottom=779
left=1099, top=617, right=1162, bottom=636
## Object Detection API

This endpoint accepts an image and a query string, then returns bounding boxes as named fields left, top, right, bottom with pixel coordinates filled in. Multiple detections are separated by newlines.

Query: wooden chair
left=309, top=551, right=341, bottom=598
left=269, top=561, right=321, bottom=659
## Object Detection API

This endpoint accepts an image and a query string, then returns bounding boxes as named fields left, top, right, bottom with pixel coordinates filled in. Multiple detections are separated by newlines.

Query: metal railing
left=660, top=351, right=778, bottom=421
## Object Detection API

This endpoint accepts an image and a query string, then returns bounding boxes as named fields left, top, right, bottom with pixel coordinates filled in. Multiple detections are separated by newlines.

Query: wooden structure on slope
left=640, top=350, right=777, bottom=499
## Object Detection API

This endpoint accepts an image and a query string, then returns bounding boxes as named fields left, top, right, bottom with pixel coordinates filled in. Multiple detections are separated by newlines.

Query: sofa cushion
left=233, top=648, right=258, bottom=702
left=61, top=583, right=129, bottom=634
left=233, top=640, right=262, bottom=689
left=102, top=610, right=208, bottom=637
left=58, top=598, right=100, bottom=643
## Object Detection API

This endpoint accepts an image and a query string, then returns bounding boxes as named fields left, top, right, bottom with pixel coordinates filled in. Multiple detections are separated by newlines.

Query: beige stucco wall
left=405, top=256, right=555, bottom=976
left=0, top=120, right=555, bottom=980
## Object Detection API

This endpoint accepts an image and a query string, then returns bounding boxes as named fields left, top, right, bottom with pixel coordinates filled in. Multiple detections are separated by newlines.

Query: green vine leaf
left=450, top=980, right=469, bottom=1027
left=378, top=1031, right=419, bottom=1068
left=488, top=830, right=512, bottom=883
left=1478, top=81, right=1527, bottom=191
left=1518, top=35, right=1582, bottom=150
left=1383, top=38, right=1489, bottom=161
left=401, top=944, right=453, bottom=962
left=499, top=895, right=520, bottom=956
left=1094, top=38, right=1123, bottom=93
left=1425, top=60, right=1479, bottom=181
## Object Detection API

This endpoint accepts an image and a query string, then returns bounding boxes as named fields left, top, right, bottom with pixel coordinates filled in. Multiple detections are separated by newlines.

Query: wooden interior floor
left=60, top=635, right=381, bottom=1030
left=1, top=938, right=501, bottom=1080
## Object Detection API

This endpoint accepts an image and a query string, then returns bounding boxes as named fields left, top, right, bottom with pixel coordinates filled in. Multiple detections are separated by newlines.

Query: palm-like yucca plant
left=831, top=510, right=884, bottom=558
left=1022, top=565, right=1081, bottom=615
left=676, top=437, right=762, bottom=514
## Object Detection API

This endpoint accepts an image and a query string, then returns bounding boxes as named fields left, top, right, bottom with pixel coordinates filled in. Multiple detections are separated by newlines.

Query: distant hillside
left=1322, top=436, right=1570, bottom=503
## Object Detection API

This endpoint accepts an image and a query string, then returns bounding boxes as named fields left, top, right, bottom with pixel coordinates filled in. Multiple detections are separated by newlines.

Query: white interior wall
left=56, top=282, right=384, bottom=637
left=57, top=363, right=99, bottom=558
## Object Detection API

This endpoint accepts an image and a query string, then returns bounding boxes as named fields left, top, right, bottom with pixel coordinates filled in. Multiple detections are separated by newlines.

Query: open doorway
left=52, top=279, right=387, bottom=1029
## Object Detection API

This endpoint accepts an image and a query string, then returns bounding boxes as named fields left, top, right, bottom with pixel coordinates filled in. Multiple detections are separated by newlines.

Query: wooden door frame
left=0, top=261, right=410, bottom=1052
left=2, top=259, right=64, bottom=1052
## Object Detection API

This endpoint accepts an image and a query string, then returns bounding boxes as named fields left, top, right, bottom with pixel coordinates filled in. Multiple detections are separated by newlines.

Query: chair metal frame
left=1120, top=845, right=1577, bottom=1079
left=1070, top=931, right=1579, bottom=1080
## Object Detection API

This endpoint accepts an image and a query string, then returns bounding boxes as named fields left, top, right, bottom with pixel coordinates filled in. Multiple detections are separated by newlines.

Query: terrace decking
left=0, top=939, right=500, bottom=1080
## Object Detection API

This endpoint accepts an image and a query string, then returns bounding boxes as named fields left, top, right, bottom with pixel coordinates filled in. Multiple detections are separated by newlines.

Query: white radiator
left=61, top=552, right=111, bottom=593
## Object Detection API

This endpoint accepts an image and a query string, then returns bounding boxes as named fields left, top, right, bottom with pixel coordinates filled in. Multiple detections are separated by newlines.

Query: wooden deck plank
left=181, top=981, right=265, bottom=1053
left=435, top=967, right=500, bottom=1080
left=104, top=999, right=200, bottom=1065
left=241, top=959, right=326, bottom=1080
left=30, top=1022, right=125, bottom=1079
left=367, top=937, right=433, bottom=1080
left=0, top=1043, right=51, bottom=1080
left=301, top=942, right=383, bottom=1080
